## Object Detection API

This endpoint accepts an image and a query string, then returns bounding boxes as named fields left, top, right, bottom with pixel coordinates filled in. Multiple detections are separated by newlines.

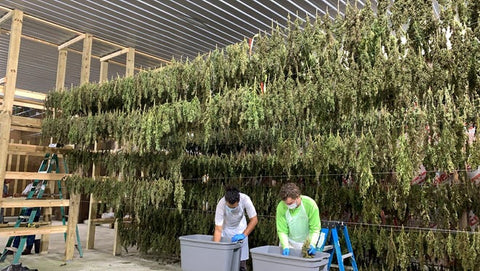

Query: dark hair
left=279, top=183, right=301, bottom=200
left=225, top=186, right=240, bottom=204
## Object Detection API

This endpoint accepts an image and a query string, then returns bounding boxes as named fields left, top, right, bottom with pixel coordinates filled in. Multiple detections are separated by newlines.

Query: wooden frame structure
left=0, top=8, right=143, bottom=261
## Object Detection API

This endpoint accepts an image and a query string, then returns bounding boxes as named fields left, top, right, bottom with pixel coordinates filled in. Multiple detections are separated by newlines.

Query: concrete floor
left=0, top=221, right=182, bottom=271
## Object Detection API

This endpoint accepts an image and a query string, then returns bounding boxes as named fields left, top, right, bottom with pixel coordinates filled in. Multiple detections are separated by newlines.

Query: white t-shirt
left=214, top=193, right=257, bottom=228
left=22, top=182, right=45, bottom=196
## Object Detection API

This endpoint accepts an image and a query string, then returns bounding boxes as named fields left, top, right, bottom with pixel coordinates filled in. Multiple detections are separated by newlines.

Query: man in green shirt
left=276, top=182, right=321, bottom=256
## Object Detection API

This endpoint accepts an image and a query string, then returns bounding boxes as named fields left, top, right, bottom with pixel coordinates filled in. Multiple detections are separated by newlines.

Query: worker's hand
left=308, top=245, right=316, bottom=255
left=231, top=233, right=246, bottom=242
left=282, top=248, right=290, bottom=256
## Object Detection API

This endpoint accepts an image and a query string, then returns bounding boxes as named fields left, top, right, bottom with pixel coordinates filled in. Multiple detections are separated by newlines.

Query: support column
left=0, top=9, right=23, bottom=212
left=56, top=49, right=68, bottom=91
left=79, top=33, right=92, bottom=84
left=65, top=193, right=80, bottom=260
left=41, top=47, right=69, bottom=254
left=86, top=141, right=100, bottom=250
left=113, top=48, right=134, bottom=256
left=125, top=47, right=135, bottom=77
left=65, top=33, right=92, bottom=261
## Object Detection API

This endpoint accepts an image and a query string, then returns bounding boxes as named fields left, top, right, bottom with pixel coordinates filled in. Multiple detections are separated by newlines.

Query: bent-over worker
left=214, top=186, right=258, bottom=271
left=276, top=182, right=321, bottom=256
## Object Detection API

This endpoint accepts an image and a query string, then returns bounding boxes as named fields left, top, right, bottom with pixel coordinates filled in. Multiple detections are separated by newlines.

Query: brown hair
left=279, top=183, right=301, bottom=200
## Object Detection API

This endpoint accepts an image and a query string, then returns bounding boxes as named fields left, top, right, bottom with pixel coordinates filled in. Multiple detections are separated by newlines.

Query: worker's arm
left=213, top=225, right=223, bottom=242
left=305, top=196, right=321, bottom=247
left=243, top=216, right=258, bottom=236
left=276, top=202, right=289, bottom=249
left=213, top=198, right=225, bottom=242
left=243, top=194, right=258, bottom=237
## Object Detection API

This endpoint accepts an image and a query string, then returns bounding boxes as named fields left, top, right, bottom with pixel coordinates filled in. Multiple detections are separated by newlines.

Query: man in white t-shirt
left=213, top=186, right=258, bottom=271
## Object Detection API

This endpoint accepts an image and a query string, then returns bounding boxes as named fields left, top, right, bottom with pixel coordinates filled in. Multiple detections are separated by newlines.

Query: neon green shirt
left=276, top=195, right=321, bottom=248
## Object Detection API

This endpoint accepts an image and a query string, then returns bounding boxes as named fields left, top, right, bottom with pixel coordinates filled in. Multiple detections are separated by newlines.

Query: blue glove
left=282, top=248, right=290, bottom=256
left=308, top=245, right=316, bottom=255
left=231, top=233, right=246, bottom=242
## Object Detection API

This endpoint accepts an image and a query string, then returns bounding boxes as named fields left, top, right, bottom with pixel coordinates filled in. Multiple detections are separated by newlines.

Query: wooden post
left=112, top=48, right=134, bottom=256
left=79, top=33, right=93, bottom=84
left=86, top=141, right=100, bottom=249
left=99, top=61, right=109, bottom=83
left=65, top=33, right=93, bottom=260
left=125, top=47, right=135, bottom=77
left=41, top=44, right=69, bottom=254
left=0, top=10, right=23, bottom=216
left=64, top=193, right=80, bottom=260
left=56, top=49, right=68, bottom=91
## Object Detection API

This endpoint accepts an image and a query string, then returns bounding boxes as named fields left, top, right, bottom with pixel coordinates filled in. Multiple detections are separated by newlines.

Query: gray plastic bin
left=179, top=234, right=242, bottom=271
left=250, top=246, right=330, bottom=271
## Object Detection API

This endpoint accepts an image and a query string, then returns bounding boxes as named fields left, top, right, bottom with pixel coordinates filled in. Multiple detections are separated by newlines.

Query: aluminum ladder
left=317, top=221, right=358, bottom=271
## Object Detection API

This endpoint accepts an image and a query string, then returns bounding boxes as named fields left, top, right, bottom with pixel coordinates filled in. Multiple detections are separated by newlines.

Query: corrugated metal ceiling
left=0, top=1, right=372, bottom=94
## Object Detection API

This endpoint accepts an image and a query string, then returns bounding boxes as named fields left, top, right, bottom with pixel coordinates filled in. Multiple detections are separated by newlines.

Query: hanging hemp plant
left=40, top=0, right=480, bottom=268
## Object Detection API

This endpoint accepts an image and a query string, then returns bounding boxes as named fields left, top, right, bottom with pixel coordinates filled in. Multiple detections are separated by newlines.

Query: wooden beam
left=99, top=61, right=109, bottom=83
left=80, top=33, right=93, bottom=84
left=100, top=48, right=129, bottom=62
left=0, top=6, right=169, bottom=65
left=4, top=87, right=46, bottom=100
left=1, top=9, right=22, bottom=113
left=56, top=49, right=68, bottom=91
left=87, top=141, right=100, bottom=250
left=8, top=143, right=71, bottom=156
left=0, top=10, right=12, bottom=25
left=9, top=126, right=41, bottom=133
left=65, top=193, right=80, bottom=260
left=0, top=97, right=44, bottom=110
left=0, top=9, right=22, bottom=216
left=58, top=34, right=85, bottom=50
left=5, top=172, right=69, bottom=180
left=0, top=225, right=67, bottom=237
left=126, top=48, right=135, bottom=77
left=0, top=199, right=70, bottom=208
left=11, top=116, right=41, bottom=128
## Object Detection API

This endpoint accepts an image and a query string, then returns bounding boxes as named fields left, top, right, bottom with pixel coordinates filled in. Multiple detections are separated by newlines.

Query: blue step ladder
left=0, top=153, right=83, bottom=265
left=317, top=221, right=358, bottom=271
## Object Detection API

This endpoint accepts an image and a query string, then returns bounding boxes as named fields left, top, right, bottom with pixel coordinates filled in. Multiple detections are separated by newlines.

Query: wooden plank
left=90, top=218, right=114, bottom=224
left=0, top=199, right=69, bottom=208
left=0, top=221, right=50, bottom=228
left=65, top=193, right=80, bottom=260
left=1, top=9, right=22, bottom=112
left=5, top=172, right=69, bottom=180
left=80, top=33, right=93, bottom=84
left=126, top=48, right=135, bottom=77
left=99, top=61, right=108, bottom=83
left=11, top=116, right=41, bottom=128
left=8, top=143, right=72, bottom=156
left=58, top=34, right=85, bottom=50
left=0, top=10, right=12, bottom=25
left=0, top=97, right=44, bottom=110
left=0, top=225, right=67, bottom=237
left=91, top=217, right=131, bottom=224
left=113, top=220, right=121, bottom=256
left=0, top=10, right=22, bottom=202
left=100, top=48, right=128, bottom=62
left=87, top=141, right=100, bottom=249
left=56, top=49, right=67, bottom=91
left=0, top=86, right=47, bottom=101
left=9, top=126, right=41, bottom=133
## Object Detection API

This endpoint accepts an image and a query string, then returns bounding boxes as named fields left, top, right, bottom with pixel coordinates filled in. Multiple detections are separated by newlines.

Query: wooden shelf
left=0, top=225, right=67, bottom=237
left=5, top=171, right=70, bottom=180
left=8, top=143, right=72, bottom=156
left=0, top=198, right=70, bottom=208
